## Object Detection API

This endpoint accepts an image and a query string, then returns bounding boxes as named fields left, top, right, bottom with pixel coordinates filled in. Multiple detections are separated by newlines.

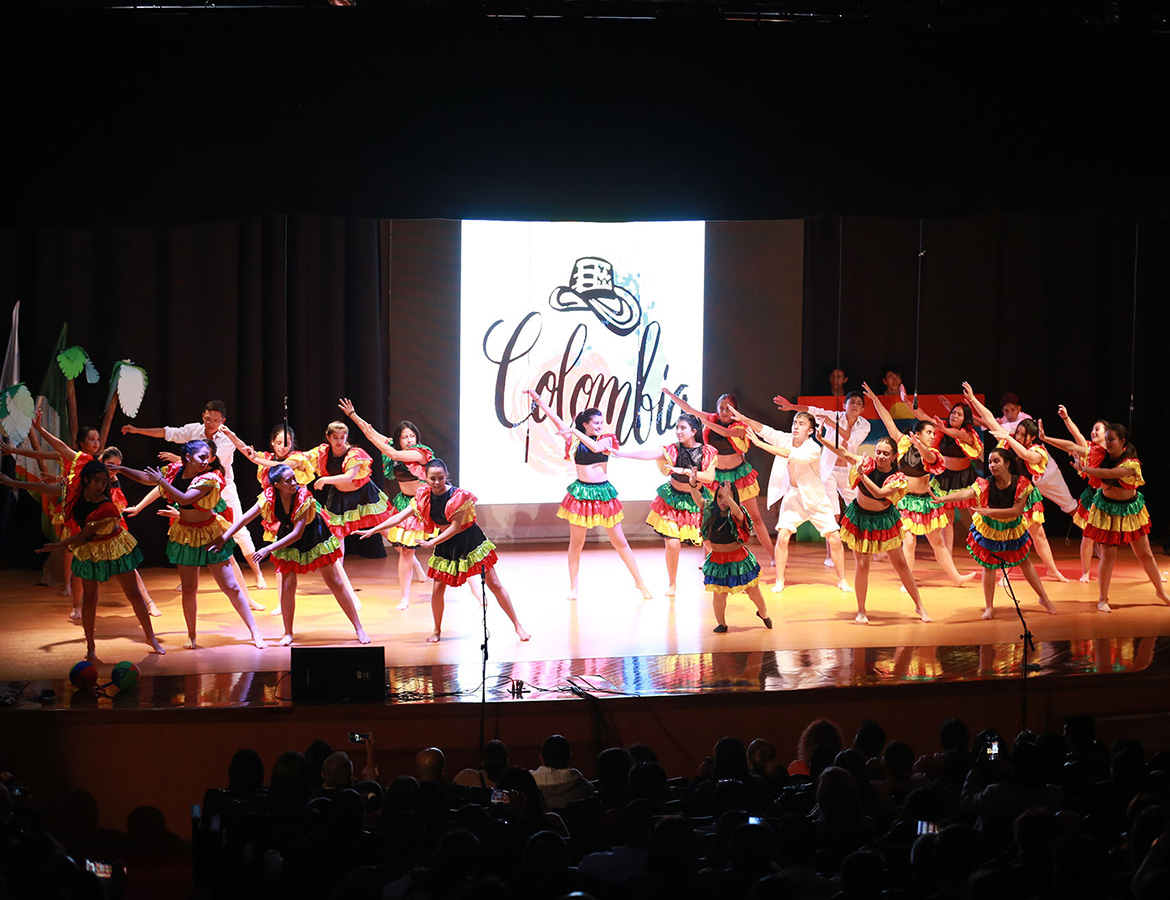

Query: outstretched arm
left=339, top=398, right=395, bottom=457
left=31, top=408, right=77, bottom=461
left=1039, top=417, right=1082, bottom=457
left=106, top=464, right=157, bottom=487
left=820, top=443, right=863, bottom=466
left=524, top=390, right=572, bottom=435
left=1057, top=405, right=1090, bottom=448
left=210, top=502, right=264, bottom=552
left=610, top=446, right=671, bottom=461
left=961, top=383, right=1004, bottom=435
left=862, top=381, right=906, bottom=442
left=745, top=428, right=791, bottom=459
left=356, top=504, right=414, bottom=539
left=119, top=424, right=168, bottom=439
left=217, top=424, right=262, bottom=464
left=123, top=486, right=163, bottom=518
left=418, top=508, right=473, bottom=549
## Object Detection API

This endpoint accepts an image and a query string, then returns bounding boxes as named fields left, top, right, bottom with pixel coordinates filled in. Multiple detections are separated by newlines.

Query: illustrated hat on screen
left=549, top=257, right=643, bottom=336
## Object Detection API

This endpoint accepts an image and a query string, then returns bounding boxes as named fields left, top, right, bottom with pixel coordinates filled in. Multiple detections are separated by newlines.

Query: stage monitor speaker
left=290, top=646, right=386, bottom=703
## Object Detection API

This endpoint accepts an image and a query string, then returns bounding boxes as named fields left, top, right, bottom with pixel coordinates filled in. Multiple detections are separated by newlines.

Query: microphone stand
left=989, top=548, right=1040, bottom=732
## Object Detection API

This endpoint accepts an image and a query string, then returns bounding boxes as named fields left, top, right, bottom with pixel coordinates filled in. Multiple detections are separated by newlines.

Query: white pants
left=1036, top=457, right=1078, bottom=514
left=776, top=491, right=841, bottom=536
left=822, top=465, right=858, bottom=516
left=221, top=482, right=258, bottom=556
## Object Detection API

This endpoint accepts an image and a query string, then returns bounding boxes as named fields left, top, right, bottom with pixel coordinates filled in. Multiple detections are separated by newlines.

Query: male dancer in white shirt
left=122, top=399, right=268, bottom=592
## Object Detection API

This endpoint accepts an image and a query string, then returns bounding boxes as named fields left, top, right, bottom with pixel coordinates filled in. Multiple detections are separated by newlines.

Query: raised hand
left=773, top=395, right=797, bottom=411
left=1057, top=404, right=1069, bottom=420
left=861, top=381, right=879, bottom=401
left=338, top=397, right=356, bottom=417
left=158, top=451, right=180, bottom=465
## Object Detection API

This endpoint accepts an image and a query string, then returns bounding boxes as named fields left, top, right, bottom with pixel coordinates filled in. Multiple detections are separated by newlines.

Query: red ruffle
left=429, top=549, right=498, bottom=586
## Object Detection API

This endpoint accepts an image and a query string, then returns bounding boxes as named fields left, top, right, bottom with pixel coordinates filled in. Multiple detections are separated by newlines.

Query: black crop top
left=706, top=428, right=736, bottom=455
left=988, top=476, right=1026, bottom=510
left=938, top=434, right=969, bottom=459
left=574, top=440, right=609, bottom=465
left=705, top=509, right=741, bottom=544
left=71, top=495, right=102, bottom=528
left=671, top=444, right=704, bottom=485
left=171, top=471, right=198, bottom=510
left=272, top=493, right=297, bottom=538
left=430, top=487, right=454, bottom=526
left=326, top=451, right=346, bottom=477
left=858, top=466, right=896, bottom=504
left=899, top=445, right=929, bottom=478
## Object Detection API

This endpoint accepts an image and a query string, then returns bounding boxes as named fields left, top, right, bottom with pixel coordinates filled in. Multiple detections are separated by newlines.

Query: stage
left=5, top=538, right=1170, bottom=839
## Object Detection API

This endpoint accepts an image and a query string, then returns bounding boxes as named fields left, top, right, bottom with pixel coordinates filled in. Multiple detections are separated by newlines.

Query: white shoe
left=770, top=581, right=785, bottom=593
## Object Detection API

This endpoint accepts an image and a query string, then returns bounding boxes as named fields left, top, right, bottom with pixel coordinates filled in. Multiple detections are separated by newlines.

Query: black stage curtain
left=802, top=213, right=1170, bottom=539
left=0, top=217, right=388, bottom=566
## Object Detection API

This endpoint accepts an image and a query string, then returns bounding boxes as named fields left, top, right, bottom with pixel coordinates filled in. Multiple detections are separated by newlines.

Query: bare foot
left=1040, top=599, right=1057, bottom=615
left=899, top=585, right=909, bottom=594
left=823, top=558, right=835, bottom=568
left=69, top=608, right=82, bottom=623
left=60, top=586, right=73, bottom=598
left=982, top=608, right=994, bottom=620
left=566, top=590, right=577, bottom=602
left=837, top=579, right=852, bottom=592
left=638, top=584, right=652, bottom=600
left=269, top=605, right=283, bottom=616
left=147, top=601, right=162, bottom=617
left=278, top=634, right=293, bottom=647
left=515, top=625, right=531, bottom=641
left=1050, top=570, right=1070, bottom=584
left=248, top=599, right=266, bottom=612
left=770, top=581, right=785, bottom=593
left=149, top=638, right=166, bottom=655
left=874, top=552, right=889, bottom=562
left=85, top=646, right=97, bottom=661
left=1078, top=573, right=1091, bottom=584
left=255, top=577, right=268, bottom=591
left=427, top=631, right=441, bottom=643
left=252, top=634, right=267, bottom=649
left=854, top=613, right=869, bottom=625
left=665, top=584, right=676, bottom=598
left=917, top=606, right=933, bottom=623
left=396, top=597, right=410, bottom=611
left=1097, top=599, right=1112, bottom=613
left=1157, top=588, right=1170, bottom=606
left=355, top=627, right=370, bottom=644
left=957, top=571, right=979, bottom=586
left=183, top=637, right=197, bottom=649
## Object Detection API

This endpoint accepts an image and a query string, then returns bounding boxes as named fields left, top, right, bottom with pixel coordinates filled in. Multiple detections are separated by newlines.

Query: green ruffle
left=897, top=493, right=939, bottom=513
left=657, top=482, right=703, bottom=513
left=71, top=547, right=143, bottom=583
left=714, top=460, right=753, bottom=481
left=1091, top=492, right=1146, bottom=517
left=392, top=491, right=413, bottom=512
left=166, top=539, right=236, bottom=567
left=275, top=535, right=341, bottom=567
left=564, top=480, right=619, bottom=502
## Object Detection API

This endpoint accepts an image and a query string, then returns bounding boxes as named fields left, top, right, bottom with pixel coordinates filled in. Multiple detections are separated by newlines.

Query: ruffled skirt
left=713, top=460, right=760, bottom=503
left=272, top=516, right=343, bottom=574
left=646, top=482, right=710, bottom=545
left=384, top=491, right=438, bottom=547
left=966, top=511, right=1032, bottom=570
left=703, top=546, right=760, bottom=594
left=428, top=524, right=498, bottom=586
left=166, top=515, right=236, bottom=567
left=1023, top=485, right=1045, bottom=527
left=929, top=466, right=979, bottom=509
left=897, top=492, right=947, bottom=536
left=71, top=532, right=143, bottom=583
left=320, top=482, right=391, bottom=538
left=557, top=480, right=624, bottom=529
left=840, top=502, right=904, bottom=554
left=1072, top=486, right=1095, bottom=530
left=1082, top=491, right=1151, bottom=546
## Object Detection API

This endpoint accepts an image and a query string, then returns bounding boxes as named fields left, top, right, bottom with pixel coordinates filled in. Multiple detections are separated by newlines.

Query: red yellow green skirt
left=713, top=460, right=760, bottom=503
left=896, top=492, right=947, bottom=536
left=1082, top=491, right=1151, bottom=546
left=1023, top=484, right=1045, bottom=527
left=703, top=546, right=760, bottom=595
left=166, top=515, right=236, bottom=567
left=929, top=466, right=979, bottom=510
left=385, top=491, right=438, bottom=547
left=966, top=512, right=1032, bottom=570
left=840, top=501, right=904, bottom=554
left=272, top=516, right=343, bottom=574
left=320, top=482, right=392, bottom=538
left=428, top=524, right=498, bottom=586
left=557, top=480, right=624, bottom=529
left=646, top=482, right=709, bottom=545
left=71, top=531, right=143, bottom=582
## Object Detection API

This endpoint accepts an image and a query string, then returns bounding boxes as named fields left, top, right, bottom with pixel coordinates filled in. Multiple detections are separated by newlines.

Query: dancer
left=123, top=401, right=269, bottom=591
left=112, top=440, right=266, bottom=649
left=774, top=391, right=870, bottom=568
left=1075, top=424, right=1170, bottom=610
left=1040, top=406, right=1109, bottom=582
left=735, top=410, right=850, bottom=593
left=997, top=392, right=1079, bottom=517
left=699, top=481, right=772, bottom=633
left=936, top=447, right=1057, bottom=620
left=820, top=438, right=932, bottom=624
left=863, top=382, right=976, bottom=588
left=3, top=411, right=160, bottom=618
left=35, top=459, right=165, bottom=659
left=219, top=423, right=316, bottom=490
left=911, top=399, right=983, bottom=551
left=337, top=399, right=435, bottom=609
left=358, top=458, right=529, bottom=643
left=524, top=390, right=651, bottom=601
left=610, top=411, right=716, bottom=596
left=310, top=421, right=392, bottom=542
left=962, top=383, right=1070, bottom=583
left=661, top=389, right=776, bottom=566
left=212, top=464, right=369, bottom=646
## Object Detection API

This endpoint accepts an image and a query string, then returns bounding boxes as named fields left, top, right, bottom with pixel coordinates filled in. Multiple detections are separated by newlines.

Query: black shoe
left=713, top=624, right=728, bottom=634
left=757, top=612, right=773, bottom=629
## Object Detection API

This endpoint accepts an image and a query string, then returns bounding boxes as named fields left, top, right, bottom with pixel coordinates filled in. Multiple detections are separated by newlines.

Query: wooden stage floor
left=4, top=539, right=1170, bottom=707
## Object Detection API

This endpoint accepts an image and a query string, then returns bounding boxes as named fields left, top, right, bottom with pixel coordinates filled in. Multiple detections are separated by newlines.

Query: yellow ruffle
left=557, top=508, right=624, bottom=529
left=1085, top=505, right=1150, bottom=534
left=167, top=514, right=229, bottom=547
left=73, top=529, right=138, bottom=563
